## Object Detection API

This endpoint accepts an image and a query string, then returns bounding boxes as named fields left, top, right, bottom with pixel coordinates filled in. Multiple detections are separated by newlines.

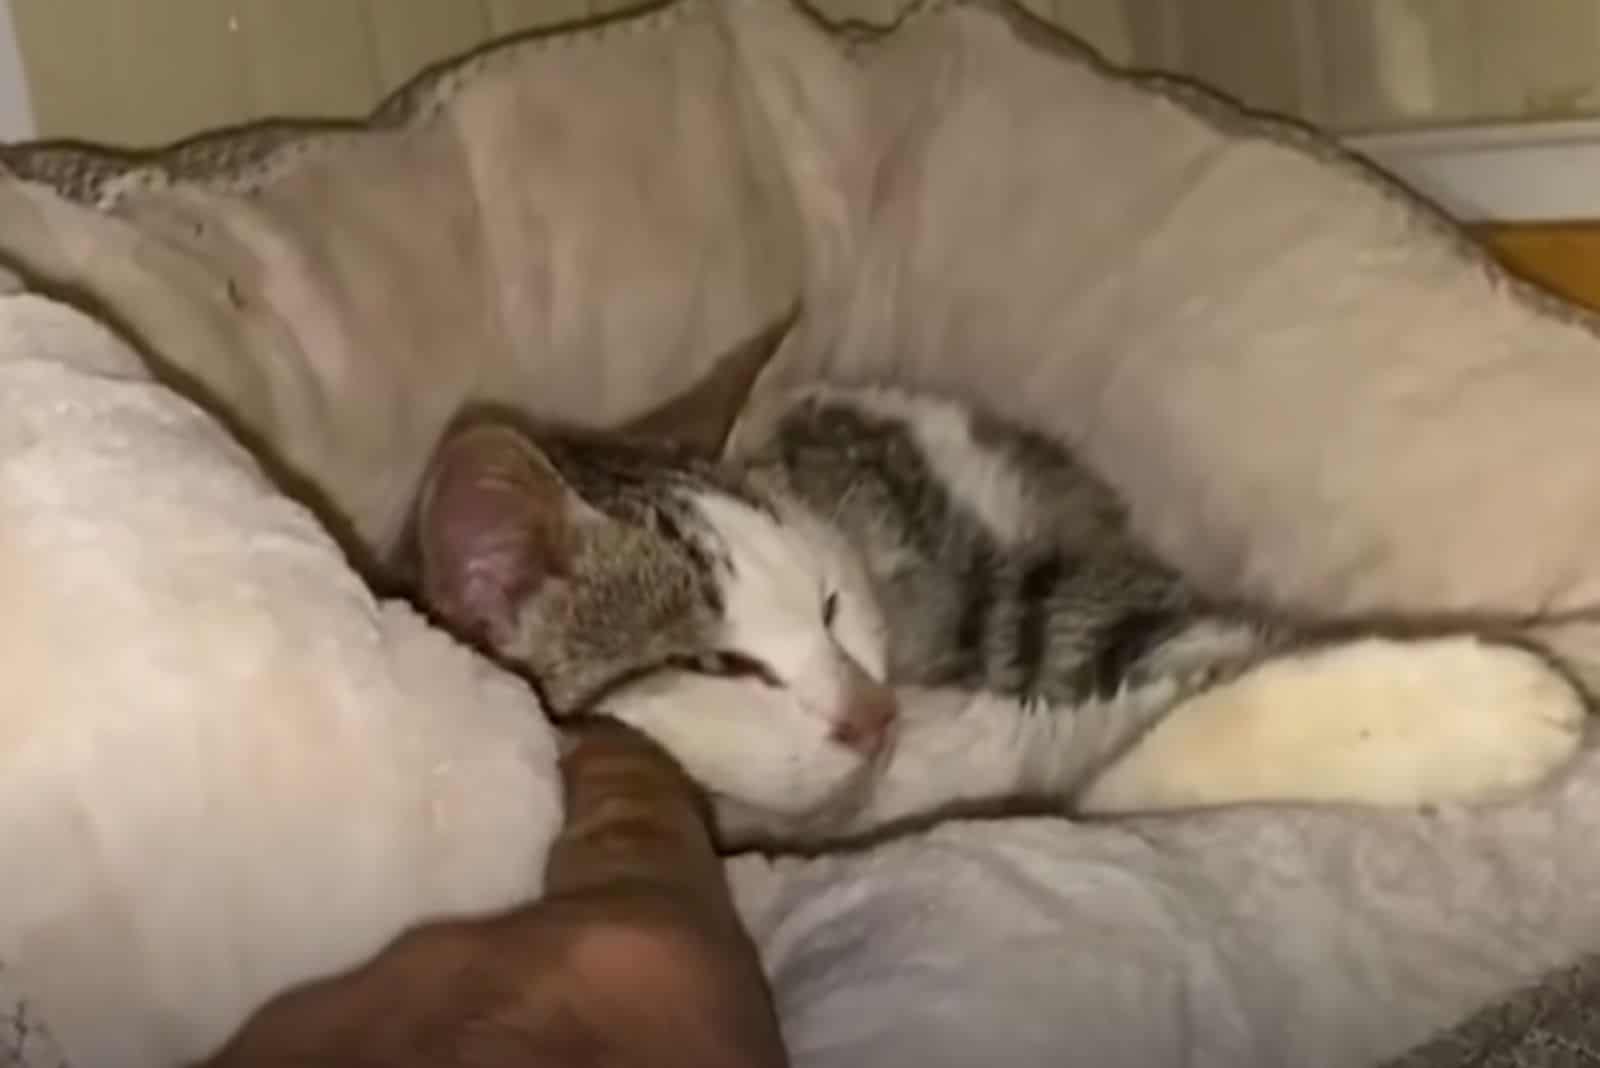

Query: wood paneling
left=12, top=0, right=249, bottom=145
left=485, top=0, right=591, bottom=36
left=14, top=0, right=1600, bottom=147
left=1477, top=222, right=1600, bottom=314
left=234, top=0, right=379, bottom=121
left=1171, top=0, right=1306, bottom=120
left=587, top=0, right=649, bottom=21
left=1469, top=0, right=1600, bottom=122
left=1049, top=0, right=1132, bottom=66
left=1319, top=1, right=1475, bottom=131
left=369, top=2, right=492, bottom=94
left=807, top=0, right=907, bottom=25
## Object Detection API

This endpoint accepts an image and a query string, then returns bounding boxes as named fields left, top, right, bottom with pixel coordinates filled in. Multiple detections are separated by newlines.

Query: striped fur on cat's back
left=728, top=385, right=1284, bottom=706
left=725, top=384, right=1584, bottom=829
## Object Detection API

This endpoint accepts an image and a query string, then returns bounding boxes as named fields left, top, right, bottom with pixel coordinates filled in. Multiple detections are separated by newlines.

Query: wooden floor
left=1476, top=222, right=1600, bottom=313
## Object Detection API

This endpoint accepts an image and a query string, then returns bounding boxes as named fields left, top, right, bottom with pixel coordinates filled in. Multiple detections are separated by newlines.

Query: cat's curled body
left=740, top=386, right=1284, bottom=704
left=415, top=385, right=1585, bottom=848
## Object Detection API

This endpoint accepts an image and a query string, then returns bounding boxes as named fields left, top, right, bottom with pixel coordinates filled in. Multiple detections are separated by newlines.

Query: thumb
left=546, top=719, right=729, bottom=905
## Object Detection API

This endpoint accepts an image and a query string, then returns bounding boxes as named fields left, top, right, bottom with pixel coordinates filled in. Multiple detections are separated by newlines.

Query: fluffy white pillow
left=0, top=293, right=561, bottom=1068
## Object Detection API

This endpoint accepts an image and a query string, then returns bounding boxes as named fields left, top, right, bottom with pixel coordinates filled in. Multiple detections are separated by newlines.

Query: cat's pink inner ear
left=419, top=425, right=572, bottom=646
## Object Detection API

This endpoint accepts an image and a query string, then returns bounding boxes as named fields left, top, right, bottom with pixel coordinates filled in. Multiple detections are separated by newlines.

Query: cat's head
left=415, top=420, right=896, bottom=823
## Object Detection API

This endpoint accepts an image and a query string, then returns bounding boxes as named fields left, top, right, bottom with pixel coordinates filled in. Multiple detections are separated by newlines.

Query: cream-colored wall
left=3, top=0, right=1121, bottom=146
left=11, top=0, right=1600, bottom=147
left=9, top=0, right=634, bottom=146
left=1109, top=0, right=1600, bottom=133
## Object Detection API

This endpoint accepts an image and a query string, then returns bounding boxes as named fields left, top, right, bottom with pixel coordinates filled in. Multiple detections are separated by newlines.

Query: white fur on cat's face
left=603, top=488, right=895, bottom=824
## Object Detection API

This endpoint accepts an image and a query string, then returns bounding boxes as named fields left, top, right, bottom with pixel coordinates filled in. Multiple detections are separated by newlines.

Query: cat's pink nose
left=831, top=681, right=898, bottom=756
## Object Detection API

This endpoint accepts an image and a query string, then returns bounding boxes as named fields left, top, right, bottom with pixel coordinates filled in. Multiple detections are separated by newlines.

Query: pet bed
left=4, top=1, right=1600, bottom=1065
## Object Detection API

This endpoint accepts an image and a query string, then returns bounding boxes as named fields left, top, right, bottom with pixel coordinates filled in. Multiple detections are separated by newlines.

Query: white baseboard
left=1347, top=119, right=1600, bottom=224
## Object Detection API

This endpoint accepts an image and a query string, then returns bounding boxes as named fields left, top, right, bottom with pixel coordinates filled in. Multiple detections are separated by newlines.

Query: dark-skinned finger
left=546, top=719, right=729, bottom=906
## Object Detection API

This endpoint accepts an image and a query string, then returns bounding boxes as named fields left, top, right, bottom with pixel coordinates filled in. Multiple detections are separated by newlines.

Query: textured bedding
left=1382, top=956, right=1600, bottom=1068
left=6, top=1, right=1600, bottom=1066
left=0, top=294, right=560, bottom=1067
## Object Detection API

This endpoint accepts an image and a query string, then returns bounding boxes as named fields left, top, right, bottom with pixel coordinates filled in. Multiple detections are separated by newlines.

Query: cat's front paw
left=1077, top=636, right=1586, bottom=815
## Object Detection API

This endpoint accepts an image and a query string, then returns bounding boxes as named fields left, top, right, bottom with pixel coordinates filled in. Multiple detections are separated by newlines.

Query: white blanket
left=731, top=754, right=1600, bottom=1068
left=0, top=295, right=561, bottom=1067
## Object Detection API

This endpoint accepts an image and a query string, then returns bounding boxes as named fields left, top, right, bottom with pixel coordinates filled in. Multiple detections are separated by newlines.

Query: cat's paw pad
left=1077, top=636, right=1585, bottom=815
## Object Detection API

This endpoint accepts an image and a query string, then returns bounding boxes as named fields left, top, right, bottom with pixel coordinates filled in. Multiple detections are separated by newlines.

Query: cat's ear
left=418, top=423, right=577, bottom=647
left=619, top=306, right=798, bottom=455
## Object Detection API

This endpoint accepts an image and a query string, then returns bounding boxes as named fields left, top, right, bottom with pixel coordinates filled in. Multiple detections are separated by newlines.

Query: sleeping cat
left=415, top=385, right=1585, bottom=845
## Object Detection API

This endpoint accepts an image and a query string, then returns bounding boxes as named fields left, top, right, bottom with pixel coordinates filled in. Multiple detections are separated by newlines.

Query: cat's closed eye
left=675, top=651, right=781, bottom=687
left=822, top=591, right=839, bottom=628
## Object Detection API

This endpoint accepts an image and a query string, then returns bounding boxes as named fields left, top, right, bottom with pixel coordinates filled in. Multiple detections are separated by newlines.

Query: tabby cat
left=415, top=384, right=1583, bottom=846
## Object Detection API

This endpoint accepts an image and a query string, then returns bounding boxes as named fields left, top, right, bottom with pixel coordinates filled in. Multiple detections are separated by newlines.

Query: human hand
left=202, top=718, right=789, bottom=1067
